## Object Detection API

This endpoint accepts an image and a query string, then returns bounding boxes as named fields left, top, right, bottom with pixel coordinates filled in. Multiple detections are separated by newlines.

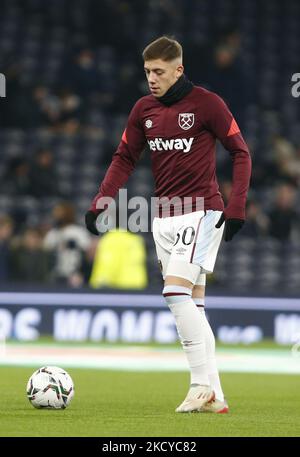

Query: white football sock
left=194, top=297, right=224, bottom=402
left=163, top=285, right=209, bottom=386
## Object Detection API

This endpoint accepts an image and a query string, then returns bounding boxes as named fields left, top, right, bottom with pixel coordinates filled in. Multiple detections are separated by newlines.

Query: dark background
left=0, top=0, right=300, bottom=296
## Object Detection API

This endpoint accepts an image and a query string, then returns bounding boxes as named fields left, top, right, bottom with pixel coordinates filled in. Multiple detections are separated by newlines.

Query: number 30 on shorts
left=174, top=226, right=196, bottom=246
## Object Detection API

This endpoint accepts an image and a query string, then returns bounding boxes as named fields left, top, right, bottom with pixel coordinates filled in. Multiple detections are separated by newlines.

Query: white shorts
left=152, top=210, right=224, bottom=285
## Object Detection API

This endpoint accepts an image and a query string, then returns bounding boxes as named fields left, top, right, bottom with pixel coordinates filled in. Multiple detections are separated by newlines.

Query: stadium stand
left=0, top=0, right=300, bottom=293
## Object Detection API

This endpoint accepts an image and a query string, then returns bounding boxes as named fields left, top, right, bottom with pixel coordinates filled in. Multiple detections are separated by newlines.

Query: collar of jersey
left=157, top=74, right=194, bottom=107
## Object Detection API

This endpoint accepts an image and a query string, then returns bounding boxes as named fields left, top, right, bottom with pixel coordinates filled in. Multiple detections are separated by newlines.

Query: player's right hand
left=85, top=210, right=100, bottom=236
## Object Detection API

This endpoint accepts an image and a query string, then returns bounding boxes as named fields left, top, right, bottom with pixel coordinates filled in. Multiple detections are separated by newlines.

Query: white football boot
left=175, top=384, right=215, bottom=413
left=200, top=398, right=229, bottom=414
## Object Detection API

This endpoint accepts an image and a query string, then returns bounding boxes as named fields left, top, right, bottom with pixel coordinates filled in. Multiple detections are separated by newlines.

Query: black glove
left=85, top=210, right=100, bottom=236
left=215, top=212, right=244, bottom=242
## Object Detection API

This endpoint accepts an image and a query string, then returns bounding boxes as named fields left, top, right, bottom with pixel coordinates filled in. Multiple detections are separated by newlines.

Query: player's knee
left=162, top=285, right=192, bottom=306
left=163, top=276, right=193, bottom=306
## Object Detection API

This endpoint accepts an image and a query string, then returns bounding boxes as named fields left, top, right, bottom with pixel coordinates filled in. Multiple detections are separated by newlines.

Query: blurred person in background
left=240, top=199, right=269, bottom=238
left=30, top=86, right=61, bottom=128
left=28, top=86, right=82, bottom=132
left=1, top=157, right=31, bottom=196
left=54, top=88, right=82, bottom=133
left=29, top=148, right=62, bottom=198
left=202, top=29, right=252, bottom=131
left=66, top=49, right=101, bottom=97
left=43, top=202, right=91, bottom=287
left=11, top=227, right=50, bottom=283
left=89, top=209, right=148, bottom=289
left=0, top=215, right=14, bottom=282
left=268, top=183, right=299, bottom=241
left=272, top=136, right=300, bottom=186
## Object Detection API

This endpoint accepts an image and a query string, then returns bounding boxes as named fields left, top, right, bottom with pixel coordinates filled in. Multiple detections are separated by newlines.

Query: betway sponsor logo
left=148, top=137, right=194, bottom=153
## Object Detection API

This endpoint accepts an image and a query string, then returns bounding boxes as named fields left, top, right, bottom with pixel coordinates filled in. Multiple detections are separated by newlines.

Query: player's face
left=144, top=58, right=184, bottom=97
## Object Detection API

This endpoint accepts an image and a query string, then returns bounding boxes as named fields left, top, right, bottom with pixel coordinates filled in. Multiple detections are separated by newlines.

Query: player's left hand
left=215, top=212, right=244, bottom=242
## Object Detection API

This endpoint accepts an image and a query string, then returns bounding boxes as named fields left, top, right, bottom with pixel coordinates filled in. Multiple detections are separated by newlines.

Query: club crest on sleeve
left=178, top=113, right=194, bottom=130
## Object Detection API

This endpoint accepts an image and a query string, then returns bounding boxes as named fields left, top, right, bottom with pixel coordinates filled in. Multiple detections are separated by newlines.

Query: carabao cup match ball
left=26, top=366, right=74, bottom=409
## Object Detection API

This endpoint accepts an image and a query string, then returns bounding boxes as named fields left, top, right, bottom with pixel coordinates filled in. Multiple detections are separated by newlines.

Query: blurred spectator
left=1, top=157, right=31, bottom=195
left=89, top=210, right=148, bottom=289
left=240, top=200, right=269, bottom=238
left=272, top=136, right=300, bottom=186
left=268, top=183, right=299, bottom=241
left=110, top=63, right=145, bottom=114
left=0, top=215, right=14, bottom=282
left=55, top=88, right=82, bottom=133
left=29, top=148, right=62, bottom=198
left=203, top=33, right=252, bottom=130
left=89, top=229, right=148, bottom=289
left=66, top=49, right=101, bottom=97
left=11, top=228, right=50, bottom=283
left=30, top=86, right=61, bottom=128
left=43, top=202, right=91, bottom=286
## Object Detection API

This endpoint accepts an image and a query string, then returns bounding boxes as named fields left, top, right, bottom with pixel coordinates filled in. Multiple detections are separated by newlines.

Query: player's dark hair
left=142, top=36, right=182, bottom=62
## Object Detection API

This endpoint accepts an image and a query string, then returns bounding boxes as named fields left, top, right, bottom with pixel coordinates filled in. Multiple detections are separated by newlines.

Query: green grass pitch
left=1, top=367, right=300, bottom=437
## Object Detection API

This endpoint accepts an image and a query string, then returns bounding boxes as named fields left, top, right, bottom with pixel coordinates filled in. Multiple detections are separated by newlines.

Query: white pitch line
left=1, top=344, right=300, bottom=374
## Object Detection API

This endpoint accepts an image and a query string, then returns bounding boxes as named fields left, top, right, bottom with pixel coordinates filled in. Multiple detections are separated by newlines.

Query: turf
left=1, top=367, right=300, bottom=437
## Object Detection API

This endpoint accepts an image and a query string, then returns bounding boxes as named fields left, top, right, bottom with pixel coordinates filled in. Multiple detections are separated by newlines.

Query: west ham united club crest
left=178, top=113, right=194, bottom=130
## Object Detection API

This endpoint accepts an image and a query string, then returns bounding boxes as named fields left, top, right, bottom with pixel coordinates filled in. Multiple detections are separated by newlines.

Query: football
left=26, top=366, right=74, bottom=409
